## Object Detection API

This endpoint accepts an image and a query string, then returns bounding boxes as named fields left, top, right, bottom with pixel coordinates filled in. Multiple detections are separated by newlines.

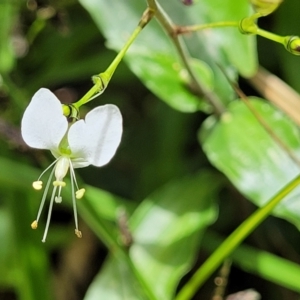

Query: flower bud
left=250, top=0, right=283, bottom=16
left=284, top=36, right=300, bottom=56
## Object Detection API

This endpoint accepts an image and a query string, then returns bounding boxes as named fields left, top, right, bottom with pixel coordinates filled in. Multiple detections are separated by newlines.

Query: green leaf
left=85, top=171, right=223, bottom=300
left=84, top=256, right=147, bottom=300
left=129, top=171, right=222, bottom=299
left=79, top=0, right=257, bottom=112
left=128, top=52, right=212, bottom=112
left=81, top=184, right=136, bottom=222
left=200, top=98, right=300, bottom=229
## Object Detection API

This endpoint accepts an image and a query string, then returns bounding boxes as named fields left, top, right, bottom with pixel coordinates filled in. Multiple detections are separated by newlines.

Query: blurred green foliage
left=0, top=0, right=300, bottom=300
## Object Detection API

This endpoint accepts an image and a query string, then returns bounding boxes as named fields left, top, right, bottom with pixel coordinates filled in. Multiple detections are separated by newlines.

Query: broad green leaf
left=200, top=98, right=300, bottom=229
left=128, top=52, right=212, bottom=112
left=130, top=171, right=222, bottom=299
left=79, top=0, right=257, bottom=112
left=77, top=185, right=136, bottom=248
left=203, top=230, right=300, bottom=293
left=84, top=171, right=222, bottom=300
left=84, top=256, right=147, bottom=300
left=81, top=185, right=136, bottom=222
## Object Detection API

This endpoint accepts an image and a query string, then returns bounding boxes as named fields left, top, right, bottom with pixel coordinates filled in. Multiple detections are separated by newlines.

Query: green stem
left=73, top=85, right=99, bottom=109
left=255, top=28, right=285, bottom=44
left=175, top=174, right=300, bottom=300
left=73, top=7, right=155, bottom=109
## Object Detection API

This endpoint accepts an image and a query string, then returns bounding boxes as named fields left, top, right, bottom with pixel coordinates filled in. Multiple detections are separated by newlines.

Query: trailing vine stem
left=72, top=6, right=156, bottom=110
left=146, top=0, right=227, bottom=116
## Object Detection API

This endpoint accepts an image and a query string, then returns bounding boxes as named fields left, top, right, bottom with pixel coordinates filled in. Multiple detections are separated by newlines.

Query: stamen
left=69, top=163, right=80, bottom=190
left=36, top=167, right=55, bottom=223
left=55, top=185, right=63, bottom=203
left=36, top=158, right=59, bottom=182
left=55, top=196, right=62, bottom=203
left=70, top=159, right=81, bottom=237
left=76, top=188, right=85, bottom=199
left=31, top=220, right=38, bottom=229
left=33, top=181, right=43, bottom=190
left=69, top=163, right=85, bottom=199
left=75, top=229, right=82, bottom=238
left=42, top=185, right=57, bottom=243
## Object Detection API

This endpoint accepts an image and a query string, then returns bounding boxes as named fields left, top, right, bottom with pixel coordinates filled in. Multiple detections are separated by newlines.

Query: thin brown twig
left=211, top=259, right=232, bottom=300
left=248, top=66, right=300, bottom=126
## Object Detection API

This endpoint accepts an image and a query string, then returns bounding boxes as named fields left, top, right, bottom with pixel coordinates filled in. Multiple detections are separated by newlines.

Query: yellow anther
left=76, top=188, right=86, bottom=199
left=62, top=104, right=79, bottom=120
left=53, top=180, right=66, bottom=187
left=31, top=220, right=38, bottom=229
left=32, top=181, right=43, bottom=190
left=75, top=229, right=82, bottom=238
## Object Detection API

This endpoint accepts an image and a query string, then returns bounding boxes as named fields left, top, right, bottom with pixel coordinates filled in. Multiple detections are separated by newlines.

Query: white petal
left=68, top=104, right=122, bottom=167
left=21, top=88, right=68, bottom=151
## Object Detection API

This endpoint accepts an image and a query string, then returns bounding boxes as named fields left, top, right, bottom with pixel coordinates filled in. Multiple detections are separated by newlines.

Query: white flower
left=21, top=88, right=123, bottom=242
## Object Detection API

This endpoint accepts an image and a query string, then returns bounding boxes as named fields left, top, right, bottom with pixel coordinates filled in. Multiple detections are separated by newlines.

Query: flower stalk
left=72, top=7, right=156, bottom=110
